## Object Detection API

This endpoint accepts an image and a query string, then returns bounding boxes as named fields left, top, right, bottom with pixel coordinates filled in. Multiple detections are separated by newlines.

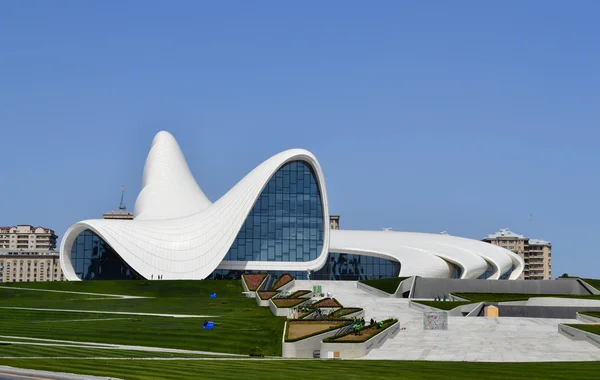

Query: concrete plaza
left=292, top=280, right=600, bottom=362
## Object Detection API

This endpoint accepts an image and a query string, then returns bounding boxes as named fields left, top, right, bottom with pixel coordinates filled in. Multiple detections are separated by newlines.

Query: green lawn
left=413, top=301, right=473, bottom=310
left=454, top=293, right=600, bottom=303
left=1, top=359, right=599, bottom=380
left=565, top=324, right=600, bottom=336
left=583, top=279, right=600, bottom=292
left=0, top=280, right=285, bottom=356
left=359, top=277, right=408, bottom=294
left=580, top=311, right=600, bottom=319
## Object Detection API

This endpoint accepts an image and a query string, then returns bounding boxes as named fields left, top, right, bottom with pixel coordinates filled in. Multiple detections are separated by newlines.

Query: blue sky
left=1, top=1, right=599, bottom=277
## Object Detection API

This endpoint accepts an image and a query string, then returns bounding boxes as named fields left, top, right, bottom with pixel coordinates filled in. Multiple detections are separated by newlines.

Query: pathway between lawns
left=0, top=307, right=217, bottom=318
left=0, top=335, right=242, bottom=357
left=0, top=285, right=151, bottom=299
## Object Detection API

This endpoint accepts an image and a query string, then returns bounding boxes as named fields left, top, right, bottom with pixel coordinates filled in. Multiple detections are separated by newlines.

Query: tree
left=559, top=273, right=570, bottom=278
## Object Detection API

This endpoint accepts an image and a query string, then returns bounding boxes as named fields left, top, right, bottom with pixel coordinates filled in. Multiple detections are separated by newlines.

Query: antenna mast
left=119, top=185, right=126, bottom=210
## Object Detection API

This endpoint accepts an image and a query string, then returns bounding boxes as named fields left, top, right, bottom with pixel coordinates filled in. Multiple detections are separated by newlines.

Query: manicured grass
left=565, top=324, right=600, bottom=336
left=583, top=278, right=600, bottom=292
left=360, top=277, right=408, bottom=294
left=413, top=301, right=473, bottom=310
left=454, top=293, right=600, bottom=303
left=580, top=311, right=600, bottom=319
left=2, top=360, right=600, bottom=380
left=0, top=280, right=286, bottom=356
left=0, top=344, right=215, bottom=359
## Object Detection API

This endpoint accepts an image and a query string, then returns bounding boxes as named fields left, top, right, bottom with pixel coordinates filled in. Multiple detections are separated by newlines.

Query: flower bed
left=323, top=318, right=397, bottom=343
left=285, top=320, right=352, bottom=342
left=325, top=308, right=363, bottom=319
left=272, top=298, right=306, bottom=308
left=272, top=274, right=293, bottom=290
left=313, top=297, right=342, bottom=308
left=287, top=290, right=311, bottom=298
left=258, top=291, right=279, bottom=300
left=242, top=274, right=267, bottom=291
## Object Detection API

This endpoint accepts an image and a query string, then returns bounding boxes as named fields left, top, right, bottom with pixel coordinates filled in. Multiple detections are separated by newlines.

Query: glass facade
left=500, top=265, right=515, bottom=280
left=222, top=160, right=324, bottom=263
left=210, top=251, right=400, bottom=281
left=478, top=263, right=494, bottom=279
left=70, top=230, right=142, bottom=280
left=450, top=263, right=462, bottom=279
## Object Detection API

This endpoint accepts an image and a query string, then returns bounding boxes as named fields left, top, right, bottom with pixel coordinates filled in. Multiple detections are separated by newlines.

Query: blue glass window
left=450, top=263, right=462, bottom=279
left=499, top=265, right=515, bottom=280
left=222, top=160, right=324, bottom=262
left=70, top=230, right=141, bottom=280
left=478, top=263, right=495, bottom=280
left=210, top=252, right=400, bottom=281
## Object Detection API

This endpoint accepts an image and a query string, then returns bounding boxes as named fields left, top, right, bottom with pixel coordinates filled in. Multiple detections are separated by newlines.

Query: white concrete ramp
left=292, top=280, right=600, bottom=362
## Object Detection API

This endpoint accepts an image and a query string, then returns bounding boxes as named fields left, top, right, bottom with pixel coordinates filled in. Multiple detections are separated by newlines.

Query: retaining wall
left=357, top=281, right=393, bottom=298
left=558, top=324, right=600, bottom=350
left=320, top=321, right=400, bottom=359
left=282, top=323, right=351, bottom=358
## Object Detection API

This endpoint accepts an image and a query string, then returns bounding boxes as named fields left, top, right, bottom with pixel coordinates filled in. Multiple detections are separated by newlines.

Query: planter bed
left=325, top=308, right=363, bottom=319
left=323, top=319, right=397, bottom=343
left=297, top=306, right=317, bottom=319
left=285, top=320, right=352, bottom=342
left=242, top=274, right=267, bottom=291
left=257, top=291, right=280, bottom=300
left=273, top=298, right=306, bottom=308
left=272, top=274, right=294, bottom=290
left=287, top=290, right=312, bottom=298
left=313, top=297, right=343, bottom=308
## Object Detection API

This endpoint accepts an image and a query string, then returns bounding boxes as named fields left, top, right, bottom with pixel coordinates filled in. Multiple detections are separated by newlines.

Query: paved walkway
left=292, top=280, right=600, bottom=362
left=0, top=307, right=216, bottom=319
left=0, top=366, right=118, bottom=380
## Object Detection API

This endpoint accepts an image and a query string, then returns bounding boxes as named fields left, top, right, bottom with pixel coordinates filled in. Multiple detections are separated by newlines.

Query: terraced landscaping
left=360, top=277, right=408, bottom=294
left=413, top=301, right=474, bottom=310
left=285, top=320, right=351, bottom=342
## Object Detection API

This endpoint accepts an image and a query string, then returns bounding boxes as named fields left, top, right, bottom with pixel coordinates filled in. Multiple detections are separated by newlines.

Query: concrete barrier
left=282, top=323, right=351, bottom=358
left=320, top=321, right=400, bottom=359
left=395, top=277, right=414, bottom=298
left=255, top=294, right=276, bottom=307
left=576, top=312, right=600, bottom=324
left=357, top=281, right=393, bottom=298
left=558, top=324, right=600, bottom=350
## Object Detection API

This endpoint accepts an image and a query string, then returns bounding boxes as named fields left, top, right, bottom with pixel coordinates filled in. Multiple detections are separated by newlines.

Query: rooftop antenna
left=119, top=185, right=126, bottom=210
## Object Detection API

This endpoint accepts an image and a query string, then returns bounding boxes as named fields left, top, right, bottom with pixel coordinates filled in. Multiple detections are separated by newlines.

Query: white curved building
left=60, top=131, right=524, bottom=281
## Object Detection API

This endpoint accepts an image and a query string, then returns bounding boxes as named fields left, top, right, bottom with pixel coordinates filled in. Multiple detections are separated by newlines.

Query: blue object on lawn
left=203, top=321, right=215, bottom=330
left=209, top=293, right=216, bottom=298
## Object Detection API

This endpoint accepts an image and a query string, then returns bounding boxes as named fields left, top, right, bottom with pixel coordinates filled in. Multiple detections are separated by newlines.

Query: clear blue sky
left=1, top=1, right=598, bottom=277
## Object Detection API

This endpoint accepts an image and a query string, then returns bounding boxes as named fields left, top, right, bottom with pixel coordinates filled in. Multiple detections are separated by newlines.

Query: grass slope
left=359, top=277, right=408, bottom=294
left=454, top=293, right=600, bottom=303
left=0, top=280, right=285, bottom=356
left=413, top=301, right=473, bottom=310
left=1, top=360, right=600, bottom=380
left=566, top=324, right=600, bottom=336
left=583, top=279, right=600, bottom=292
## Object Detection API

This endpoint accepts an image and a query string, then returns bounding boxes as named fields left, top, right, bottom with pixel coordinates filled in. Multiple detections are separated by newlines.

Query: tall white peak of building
left=134, top=131, right=212, bottom=220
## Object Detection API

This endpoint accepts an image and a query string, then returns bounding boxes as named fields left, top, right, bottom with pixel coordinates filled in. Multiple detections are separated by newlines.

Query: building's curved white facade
left=60, top=131, right=524, bottom=281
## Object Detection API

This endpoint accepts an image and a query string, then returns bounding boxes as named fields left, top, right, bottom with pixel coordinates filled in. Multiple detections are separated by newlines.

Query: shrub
left=272, top=274, right=293, bottom=290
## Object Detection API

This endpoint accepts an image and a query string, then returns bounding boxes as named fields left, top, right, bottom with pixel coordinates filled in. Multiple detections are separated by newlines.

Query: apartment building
left=482, top=228, right=552, bottom=280
left=0, top=250, right=64, bottom=282
left=0, top=225, right=57, bottom=250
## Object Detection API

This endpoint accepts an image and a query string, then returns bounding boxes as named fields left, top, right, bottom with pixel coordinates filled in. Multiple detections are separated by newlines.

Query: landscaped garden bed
left=257, top=291, right=279, bottom=300
left=242, top=274, right=267, bottom=291
left=272, top=274, right=294, bottom=290
left=285, top=320, right=351, bottom=342
left=313, top=297, right=342, bottom=308
left=323, top=318, right=397, bottom=343
left=273, top=298, right=306, bottom=308
left=287, top=290, right=311, bottom=298
left=325, top=308, right=363, bottom=319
